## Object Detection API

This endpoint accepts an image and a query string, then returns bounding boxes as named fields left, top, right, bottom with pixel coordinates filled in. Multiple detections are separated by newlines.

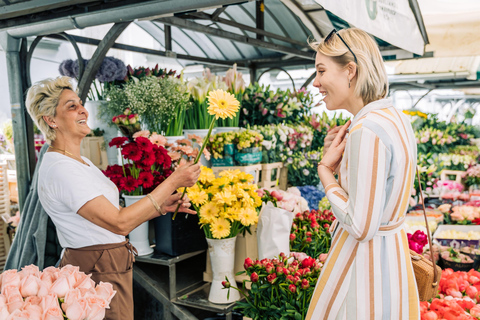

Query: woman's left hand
left=162, top=193, right=197, bottom=215
left=320, top=120, right=351, bottom=171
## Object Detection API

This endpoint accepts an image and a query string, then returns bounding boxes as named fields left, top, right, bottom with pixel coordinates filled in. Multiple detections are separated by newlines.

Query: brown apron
left=59, top=240, right=137, bottom=320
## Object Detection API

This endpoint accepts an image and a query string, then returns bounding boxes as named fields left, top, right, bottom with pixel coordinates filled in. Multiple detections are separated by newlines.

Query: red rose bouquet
left=103, top=133, right=172, bottom=196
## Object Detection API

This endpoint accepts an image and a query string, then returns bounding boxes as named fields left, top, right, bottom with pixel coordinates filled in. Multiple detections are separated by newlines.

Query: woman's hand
left=169, top=162, right=201, bottom=189
left=323, top=125, right=342, bottom=157
left=319, top=120, right=351, bottom=173
left=162, top=193, right=197, bottom=215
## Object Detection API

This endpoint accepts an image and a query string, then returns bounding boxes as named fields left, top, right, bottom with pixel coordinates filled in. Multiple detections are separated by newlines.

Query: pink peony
left=412, top=230, right=428, bottom=247
left=270, top=190, right=283, bottom=201
left=421, top=311, right=438, bottom=320
left=318, top=254, right=328, bottom=263
left=65, top=297, right=90, bottom=320
left=470, top=305, right=480, bottom=317
left=445, top=288, right=463, bottom=298
left=466, top=285, right=478, bottom=300
left=94, top=282, right=116, bottom=304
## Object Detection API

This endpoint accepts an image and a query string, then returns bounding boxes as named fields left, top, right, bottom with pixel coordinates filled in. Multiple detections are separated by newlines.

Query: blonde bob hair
left=25, top=76, right=75, bottom=143
left=310, top=28, right=388, bottom=105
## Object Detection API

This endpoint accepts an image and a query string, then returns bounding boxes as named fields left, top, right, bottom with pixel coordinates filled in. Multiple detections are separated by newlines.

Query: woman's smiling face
left=53, top=89, right=90, bottom=138
left=312, top=52, right=351, bottom=111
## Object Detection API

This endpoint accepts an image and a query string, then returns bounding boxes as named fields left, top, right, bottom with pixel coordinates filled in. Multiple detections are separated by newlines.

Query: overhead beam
left=211, top=7, right=226, bottom=20
left=0, top=0, right=94, bottom=20
left=157, top=16, right=314, bottom=60
left=45, top=34, right=241, bottom=68
left=164, top=25, right=172, bottom=52
left=190, top=12, right=307, bottom=47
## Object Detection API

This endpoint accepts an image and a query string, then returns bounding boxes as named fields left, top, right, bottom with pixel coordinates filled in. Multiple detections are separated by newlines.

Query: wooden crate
left=278, top=166, right=288, bottom=190
left=0, top=163, right=10, bottom=213
left=258, top=162, right=283, bottom=189
left=211, top=164, right=262, bottom=185
left=0, top=216, right=11, bottom=272
left=440, top=170, right=465, bottom=183
left=80, top=136, right=109, bottom=170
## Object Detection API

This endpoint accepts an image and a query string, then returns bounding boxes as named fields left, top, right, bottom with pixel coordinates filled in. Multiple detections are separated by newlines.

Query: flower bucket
left=235, top=147, right=262, bottom=166
left=215, top=127, right=240, bottom=134
left=84, top=101, right=120, bottom=165
left=124, top=195, right=153, bottom=256
left=207, top=237, right=240, bottom=304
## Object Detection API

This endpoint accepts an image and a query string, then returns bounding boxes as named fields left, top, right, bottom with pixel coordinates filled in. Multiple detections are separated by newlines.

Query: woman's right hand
left=170, top=162, right=201, bottom=189
left=323, top=125, right=342, bottom=157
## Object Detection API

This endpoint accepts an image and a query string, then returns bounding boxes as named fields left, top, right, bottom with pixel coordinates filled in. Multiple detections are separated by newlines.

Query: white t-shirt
left=38, top=152, right=125, bottom=249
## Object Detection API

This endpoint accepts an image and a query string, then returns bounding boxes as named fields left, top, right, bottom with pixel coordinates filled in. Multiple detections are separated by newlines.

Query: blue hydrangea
left=297, top=185, right=325, bottom=210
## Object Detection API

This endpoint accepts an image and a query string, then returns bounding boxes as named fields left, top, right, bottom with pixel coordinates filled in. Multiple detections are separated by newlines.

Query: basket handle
left=416, top=166, right=439, bottom=286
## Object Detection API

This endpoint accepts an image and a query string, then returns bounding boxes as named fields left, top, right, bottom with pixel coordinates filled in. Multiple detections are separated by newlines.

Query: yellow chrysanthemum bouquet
left=185, top=167, right=262, bottom=239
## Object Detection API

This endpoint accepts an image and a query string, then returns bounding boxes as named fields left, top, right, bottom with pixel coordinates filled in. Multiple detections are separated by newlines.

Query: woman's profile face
left=54, top=89, right=91, bottom=139
left=312, top=52, right=350, bottom=111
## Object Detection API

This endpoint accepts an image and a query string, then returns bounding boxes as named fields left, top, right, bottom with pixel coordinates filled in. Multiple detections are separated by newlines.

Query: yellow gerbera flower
left=188, top=190, right=209, bottom=206
left=213, top=190, right=237, bottom=206
left=199, top=167, right=216, bottom=186
left=207, top=89, right=240, bottom=120
left=219, top=169, right=242, bottom=182
left=210, top=218, right=231, bottom=239
left=199, top=202, right=219, bottom=223
left=239, top=207, right=258, bottom=226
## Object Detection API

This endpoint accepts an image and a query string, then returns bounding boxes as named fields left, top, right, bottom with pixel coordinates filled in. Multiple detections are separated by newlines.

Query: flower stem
left=172, top=118, right=216, bottom=220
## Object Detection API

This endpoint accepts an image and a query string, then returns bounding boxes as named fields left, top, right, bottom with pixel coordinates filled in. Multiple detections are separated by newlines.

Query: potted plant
left=206, top=131, right=238, bottom=166
left=234, top=129, right=263, bottom=166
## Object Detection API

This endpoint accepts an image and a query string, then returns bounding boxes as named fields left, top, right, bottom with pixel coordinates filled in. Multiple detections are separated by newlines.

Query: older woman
left=25, top=76, right=200, bottom=320
left=306, top=28, right=419, bottom=319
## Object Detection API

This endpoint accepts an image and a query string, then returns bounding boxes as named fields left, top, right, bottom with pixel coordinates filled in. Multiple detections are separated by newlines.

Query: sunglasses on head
left=324, top=29, right=358, bottom=64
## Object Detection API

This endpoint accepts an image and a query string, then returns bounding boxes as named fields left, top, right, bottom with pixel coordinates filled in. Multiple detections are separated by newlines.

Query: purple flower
left=59, top=59, right=76, bottom=78
left=97, top=56, right=127, bottom=82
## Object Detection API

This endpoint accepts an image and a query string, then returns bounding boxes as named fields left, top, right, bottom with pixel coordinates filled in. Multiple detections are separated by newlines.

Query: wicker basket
left=410, top=249, right=441, bottom=301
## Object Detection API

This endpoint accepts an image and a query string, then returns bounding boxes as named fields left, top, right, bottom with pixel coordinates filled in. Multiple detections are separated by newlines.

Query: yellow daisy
left=237, top=172, right=254, bottom=183
left=199, top=202, right=219, bottom=223
left=210, top=218, right=231, bottom=239
left=207, top=89, right=240, bottom=120
left=239, top=207, right=258, bottom=226
left=211, top=176, right=230, bottom=191
left=219, top=169, right=242, bottom=182
left=188, top=190, right=209, bottom=206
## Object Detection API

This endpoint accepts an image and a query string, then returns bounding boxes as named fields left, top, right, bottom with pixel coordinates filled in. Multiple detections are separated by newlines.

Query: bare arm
left=77, top=163, right=201, bottom=236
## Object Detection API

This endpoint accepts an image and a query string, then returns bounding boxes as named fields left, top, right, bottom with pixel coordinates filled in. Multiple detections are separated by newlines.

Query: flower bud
left=301, top=279, right=310, bottom=289
left=288, top=284, right=297, bottom=293
left=290, top=234, right=296, bottom=241
left=267, top=273, right=277, bottom=284
left=250, top=272, right=259, bottom=283
left=244, top=257, right=254, bottom=270
left=221, top=280, right=230, bottom=288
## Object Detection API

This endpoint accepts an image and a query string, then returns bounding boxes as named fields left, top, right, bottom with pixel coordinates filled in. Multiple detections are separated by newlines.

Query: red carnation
left=121, top=143, right=143, bottom=162
left=109, top=136, right=129, bottom=148
left=138, top=171, right=155, bottom=189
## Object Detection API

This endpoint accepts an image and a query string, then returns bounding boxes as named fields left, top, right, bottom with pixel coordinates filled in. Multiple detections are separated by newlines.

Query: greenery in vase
left=235, top=129, right=263, bottom=151
left=206, top=131, right=237, bottom=159
left=103, top=74, right=190, bottom=135
left=185, top=69, right=227, bottom=129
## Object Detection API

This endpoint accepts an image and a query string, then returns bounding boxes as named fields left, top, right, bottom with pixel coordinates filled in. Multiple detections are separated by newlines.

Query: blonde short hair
left=310, top=28, right=388, bottom=105
left=25, top=77, right=75, bottom=143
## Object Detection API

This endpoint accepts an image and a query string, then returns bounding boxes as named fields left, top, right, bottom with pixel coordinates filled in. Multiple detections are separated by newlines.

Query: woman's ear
left=347, top=61, right=357, bottom=81
left=43, top=116, right=56, bottom=128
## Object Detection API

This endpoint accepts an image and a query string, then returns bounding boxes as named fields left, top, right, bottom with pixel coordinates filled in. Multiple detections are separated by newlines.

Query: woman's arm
left=77, top=163, right=201, bottom=236
left=321, top=126, right=392, bottom=242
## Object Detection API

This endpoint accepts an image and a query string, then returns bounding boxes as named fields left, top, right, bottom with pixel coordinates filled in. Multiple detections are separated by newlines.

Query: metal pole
left=164, top=25, right=172, bottom=52
left=0, top=31, right=35, bottom=212
left=256, top=0, right=264, bottom=41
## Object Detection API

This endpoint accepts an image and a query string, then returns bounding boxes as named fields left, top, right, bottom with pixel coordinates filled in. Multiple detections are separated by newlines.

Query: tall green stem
left=172, top=118, right=216, bottom=220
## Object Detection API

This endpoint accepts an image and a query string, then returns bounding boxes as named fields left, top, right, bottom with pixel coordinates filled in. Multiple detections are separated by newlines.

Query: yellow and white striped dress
left=306, top=98, right=420, bottom=320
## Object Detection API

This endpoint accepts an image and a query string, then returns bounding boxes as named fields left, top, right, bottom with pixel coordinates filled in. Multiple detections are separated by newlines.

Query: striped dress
left=306, top=98, right=420, bottom=320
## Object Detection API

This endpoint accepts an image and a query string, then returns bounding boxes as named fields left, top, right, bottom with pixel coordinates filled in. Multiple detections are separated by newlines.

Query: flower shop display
left=441, top=248, right=474, bottom=271
left=184, top=167, right=261, bottom=303
left=289, top=208, right=335, bottom=259
left=103, top=70, right=191, bottom=136
left=224, top=253, right=324, bottom=320
left=464, top=165, right=480, bottom=200
left=234, top=129, right=263, bottom=165
left=441, top=205, right=480, bottom=225
left=0, top=264, right=116, bottom=320
left=283, top=151, right=322, bottom=187
left=111, top=108, right=141, bottom=140
left=239, top=84, right=317, bottom=127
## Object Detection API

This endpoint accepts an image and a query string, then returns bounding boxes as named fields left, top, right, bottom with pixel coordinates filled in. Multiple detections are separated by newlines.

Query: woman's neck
left=50, top=138, right=82, bottom=158
left=344, top=95, right=365, bottom=117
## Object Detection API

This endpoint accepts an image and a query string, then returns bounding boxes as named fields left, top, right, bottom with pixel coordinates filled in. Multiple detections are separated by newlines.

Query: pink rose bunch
left=258, top=187, right=309, bottom=213
left=407, top=230, right=428, bottom=254
left=450, top=205, right=480, bottom=223
left=225, top=253, right=323, bottom=319
left=0, top=264, right=116, bottom=320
